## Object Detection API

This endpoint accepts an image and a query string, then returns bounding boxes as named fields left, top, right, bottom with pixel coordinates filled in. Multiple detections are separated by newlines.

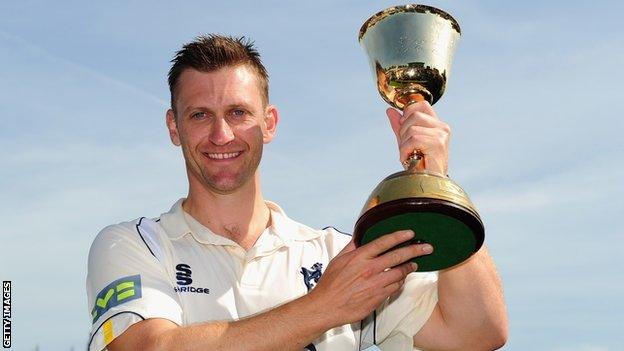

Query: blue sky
left=0, top=1, right=622, bottom=350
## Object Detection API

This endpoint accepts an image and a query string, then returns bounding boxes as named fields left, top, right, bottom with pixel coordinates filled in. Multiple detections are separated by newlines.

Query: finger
left=403, top=100, right=437, bottom=120
left=386, top=107, right=403, bottom=142
left=380, top=280, right=405, bottom=299
left=376, top=244, right=433, bottom=271
left=360, top=230, right=415, bottom=258
left=399, top=125, right=447, bottom=149
left=398, top=112, right=448, bottom=141
left=398, top=133, right=447, bottom=161
left=377, top=261, right=415, bottom=288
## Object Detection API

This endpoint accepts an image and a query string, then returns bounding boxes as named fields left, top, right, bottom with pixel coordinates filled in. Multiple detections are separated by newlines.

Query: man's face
left=166, top=65, right=278, bottom=195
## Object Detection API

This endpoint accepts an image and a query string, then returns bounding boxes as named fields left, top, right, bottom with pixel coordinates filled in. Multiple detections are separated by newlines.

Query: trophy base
left=353, top=197, right=484, bottom=272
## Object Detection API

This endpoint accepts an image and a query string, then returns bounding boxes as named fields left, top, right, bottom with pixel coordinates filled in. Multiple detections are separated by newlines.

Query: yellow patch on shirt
left=103, top=319, right=114, bottom=345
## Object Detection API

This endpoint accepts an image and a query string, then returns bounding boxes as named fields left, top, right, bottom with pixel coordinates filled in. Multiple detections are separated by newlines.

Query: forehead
left=175, top=65, right=264, bottom=109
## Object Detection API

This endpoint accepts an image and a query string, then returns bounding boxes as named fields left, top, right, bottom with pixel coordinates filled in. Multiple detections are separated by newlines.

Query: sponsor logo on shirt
left=91, top=275, right=142, bottom=324
left=300, top=262, right=323, bottom=291
left=175, top=263, right=193, bottom=285
left=174, top=264, right=210, bottom=294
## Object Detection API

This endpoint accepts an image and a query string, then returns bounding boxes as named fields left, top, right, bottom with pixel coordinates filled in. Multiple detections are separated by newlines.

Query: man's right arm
left=108, top=230, right=429, bottom=351
left=109, top=294, right=325, bottom=351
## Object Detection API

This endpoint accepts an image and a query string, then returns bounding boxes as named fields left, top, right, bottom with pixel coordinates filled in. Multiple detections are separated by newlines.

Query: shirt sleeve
left=375, top=272, right=438, bottom=351
left=86, top=220, right=183, bottom=351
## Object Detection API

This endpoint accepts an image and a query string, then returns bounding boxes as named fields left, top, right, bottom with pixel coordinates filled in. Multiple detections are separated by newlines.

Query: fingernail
left=422, top=244, right=433, bottom=254
left=403, top=230, right=415, bottom=239
left=411, top=263, right=418, bottom=271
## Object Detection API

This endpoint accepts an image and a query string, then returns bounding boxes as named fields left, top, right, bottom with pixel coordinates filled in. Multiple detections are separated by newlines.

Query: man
left=86, top=35, right=507, bottom=351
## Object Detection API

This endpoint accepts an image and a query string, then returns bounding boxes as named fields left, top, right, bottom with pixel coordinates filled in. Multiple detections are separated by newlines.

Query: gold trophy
left=354, top=5, right=484, bottom=271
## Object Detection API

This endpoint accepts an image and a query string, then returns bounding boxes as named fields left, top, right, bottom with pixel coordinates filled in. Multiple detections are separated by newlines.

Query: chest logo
left=174, top=263, right=210, bottom=294
left=300, top=262, right=323, bottom=291
left=176, top=263, right=193, bottom=285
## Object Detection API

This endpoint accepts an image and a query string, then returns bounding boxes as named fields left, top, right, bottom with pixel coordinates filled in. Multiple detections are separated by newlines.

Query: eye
left=231, top=109, right=247, bottom=117
left=228, top=108, right=250, bottom=122
left=191, top=111, right=207, bottom=120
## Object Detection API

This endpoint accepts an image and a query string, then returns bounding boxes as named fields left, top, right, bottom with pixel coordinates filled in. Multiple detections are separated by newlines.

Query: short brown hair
left=167, top=34, right=269, bottom=114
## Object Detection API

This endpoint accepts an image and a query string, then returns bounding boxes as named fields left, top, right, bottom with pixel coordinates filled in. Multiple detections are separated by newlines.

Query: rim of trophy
left=358, top=4, right=461, bottom=42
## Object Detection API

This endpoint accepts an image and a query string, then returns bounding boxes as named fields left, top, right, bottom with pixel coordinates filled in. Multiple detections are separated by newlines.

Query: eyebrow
left=182, top=102, right=255, bottom=116
left=182, top=105, right=213, bottom=116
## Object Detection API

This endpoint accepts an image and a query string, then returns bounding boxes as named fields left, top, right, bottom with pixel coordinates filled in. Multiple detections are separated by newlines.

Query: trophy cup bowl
left=354, top=4, right=484, bottom=271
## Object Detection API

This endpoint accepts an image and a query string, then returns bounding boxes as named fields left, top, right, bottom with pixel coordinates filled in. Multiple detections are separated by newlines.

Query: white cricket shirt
left=86, top=199, right=438, bottom=351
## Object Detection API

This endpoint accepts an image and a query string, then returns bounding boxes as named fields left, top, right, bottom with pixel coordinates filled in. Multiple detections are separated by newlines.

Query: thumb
left=386, top=107, right=403, bottom=142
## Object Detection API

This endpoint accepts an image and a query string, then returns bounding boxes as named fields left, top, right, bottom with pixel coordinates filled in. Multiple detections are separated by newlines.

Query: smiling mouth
left=205, top=151, right=242, bottom=160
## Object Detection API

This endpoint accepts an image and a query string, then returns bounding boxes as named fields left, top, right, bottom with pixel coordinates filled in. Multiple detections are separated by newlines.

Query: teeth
left=207, top=152, right=241, bottom=159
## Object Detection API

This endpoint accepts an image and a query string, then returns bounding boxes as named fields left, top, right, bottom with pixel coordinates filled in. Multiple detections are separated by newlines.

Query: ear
left=262, top=105, right=279, bottom=144
left=166, top=109, right=181, bottom=146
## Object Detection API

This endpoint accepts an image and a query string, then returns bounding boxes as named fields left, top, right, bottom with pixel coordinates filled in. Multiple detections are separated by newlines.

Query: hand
left=387, top=101, right=451, bottom=175
left=306, top=230, right=433, bottom=328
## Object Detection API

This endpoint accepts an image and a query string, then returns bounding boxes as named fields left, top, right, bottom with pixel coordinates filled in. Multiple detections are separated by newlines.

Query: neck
left=182, top=173, right=270, bottom=251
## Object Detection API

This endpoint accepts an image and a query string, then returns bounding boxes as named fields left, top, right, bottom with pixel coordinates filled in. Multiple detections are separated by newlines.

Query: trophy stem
left=405, top=151, right=423, bottom=173
left=394, top=85, right=433, bottom=110
left=397, top=86, right=430, bottom=173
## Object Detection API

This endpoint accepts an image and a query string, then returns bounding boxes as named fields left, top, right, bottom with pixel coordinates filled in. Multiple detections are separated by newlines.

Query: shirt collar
left=158, top=198, right=321, bottom=246
left=266, top=201, right=322, bottom=243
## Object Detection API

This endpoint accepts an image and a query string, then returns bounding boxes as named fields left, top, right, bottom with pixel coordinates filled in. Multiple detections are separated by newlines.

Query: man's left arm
left=387, top=102, right=508, bottom=350
left=414, top=246, right=507, bottom=350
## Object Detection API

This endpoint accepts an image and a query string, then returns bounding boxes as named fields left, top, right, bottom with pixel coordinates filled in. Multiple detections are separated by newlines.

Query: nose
left=209, top=117, right=235, bottom=145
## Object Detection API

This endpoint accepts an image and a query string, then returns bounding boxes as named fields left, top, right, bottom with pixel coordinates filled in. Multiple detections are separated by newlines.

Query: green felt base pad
left=361, top=212, right=477, bottom=271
